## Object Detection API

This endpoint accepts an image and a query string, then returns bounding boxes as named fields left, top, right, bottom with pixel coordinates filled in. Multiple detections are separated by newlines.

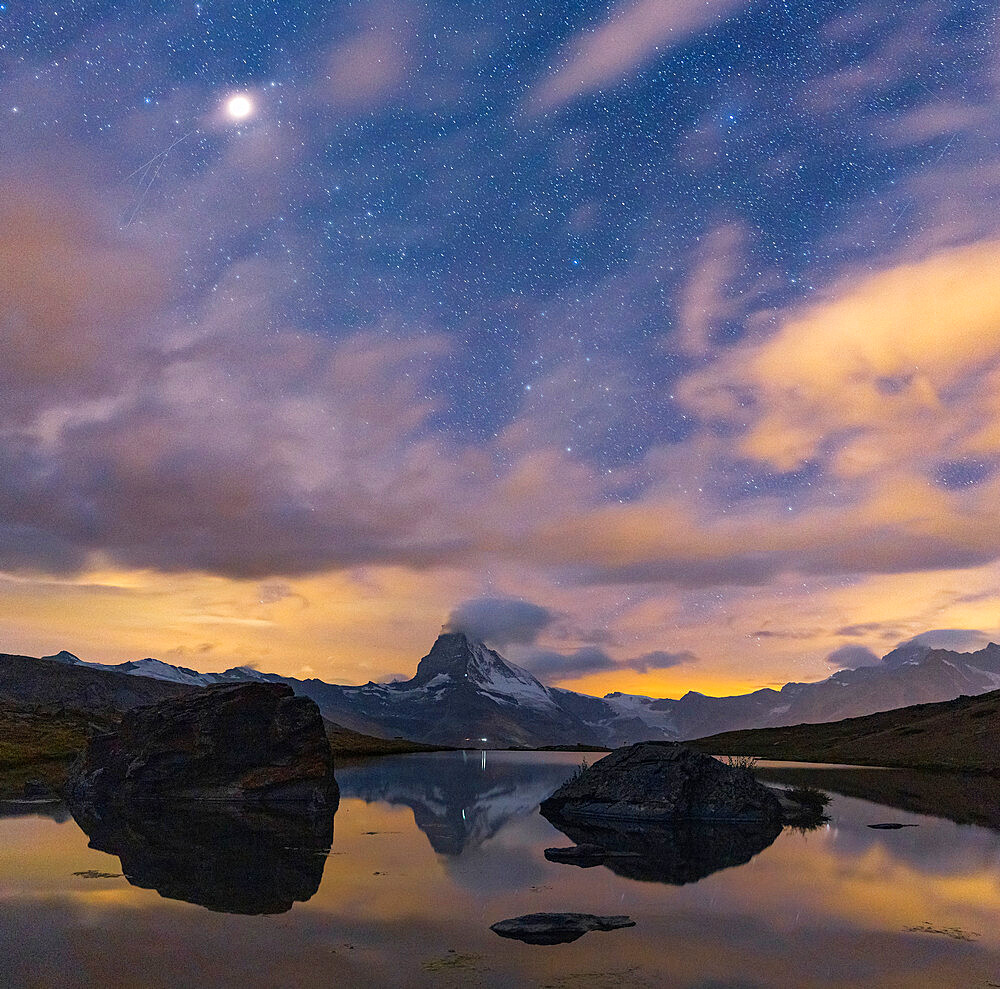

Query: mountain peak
left=407, top=632, right=497, bottom=687
left=42, top=650, right=82, bottom=665
left=402, top=632, right=558, bottom=711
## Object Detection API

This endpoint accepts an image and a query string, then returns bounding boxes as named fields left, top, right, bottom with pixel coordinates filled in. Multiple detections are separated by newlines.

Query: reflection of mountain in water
left=70, top=801, right=335, bottom=914
left=541, top=815, right=781, bottom=885
left=338, top=752, right=577, bottom=854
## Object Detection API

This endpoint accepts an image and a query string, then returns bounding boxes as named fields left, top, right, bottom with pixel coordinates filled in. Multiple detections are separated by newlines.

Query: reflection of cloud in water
left=431, top=812, right=559, bottom=894
left=337, top=751, right=578, bottom=856
left=825, top=800, right=1000, bottom=877
left=4, top=753, right=1000, bottom=987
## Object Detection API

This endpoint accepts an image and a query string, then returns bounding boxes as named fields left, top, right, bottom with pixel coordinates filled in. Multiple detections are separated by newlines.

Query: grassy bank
left=0, top=704, right=111, bottom=798
left=690, top=688, right=1000, bottom=775
left=324, top=720, right=451, bottom=757
left=753, top=764, right=1000, bottom=831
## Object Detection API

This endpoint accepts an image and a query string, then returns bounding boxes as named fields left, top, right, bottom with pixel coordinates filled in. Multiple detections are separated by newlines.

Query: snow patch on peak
left=222, top=666, right=276, bottom=683
left=603, top=691, right=655, bottom=705
left=114, top=658, right=214, bottom=686
left=468, top=642, right=558, bottom=710
left=965, top=664, right=1000, bottom=689
left=603, top=691, right=678, bottom=733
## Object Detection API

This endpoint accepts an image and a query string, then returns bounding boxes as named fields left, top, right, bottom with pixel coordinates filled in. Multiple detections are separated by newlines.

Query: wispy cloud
left=519, top=645, right=697, bottom=683
left=528, top=0, right=752, bottom=112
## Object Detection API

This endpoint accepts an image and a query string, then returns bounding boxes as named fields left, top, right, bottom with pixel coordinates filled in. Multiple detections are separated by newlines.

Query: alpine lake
left=2, top=750, right=999, bottom=988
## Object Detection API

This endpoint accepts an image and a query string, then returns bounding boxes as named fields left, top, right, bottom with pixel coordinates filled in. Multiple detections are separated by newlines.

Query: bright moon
left=226, top=95, right=253, bottom=120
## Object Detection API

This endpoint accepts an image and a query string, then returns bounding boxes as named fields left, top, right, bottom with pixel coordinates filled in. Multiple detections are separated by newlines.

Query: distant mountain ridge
left=255, top=634, right=665, bottom=748
left=0, top=651, right=190, bottom=714
left=641, top=640, right=1000, bottom=739
left=15, top=633, right=1000, bottom=748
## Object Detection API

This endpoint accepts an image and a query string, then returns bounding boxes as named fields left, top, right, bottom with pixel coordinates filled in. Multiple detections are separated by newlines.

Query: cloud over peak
left=445, top=597, right=556, bottom=647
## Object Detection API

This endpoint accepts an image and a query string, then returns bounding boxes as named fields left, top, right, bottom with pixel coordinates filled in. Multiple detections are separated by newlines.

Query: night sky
left=3, top=0, right=1000, bottom=695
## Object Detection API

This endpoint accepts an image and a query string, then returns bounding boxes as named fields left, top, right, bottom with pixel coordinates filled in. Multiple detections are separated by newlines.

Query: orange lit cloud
left=321, top=1, right=417, bottom=110
left=681, top=238, right=1000, bottom=475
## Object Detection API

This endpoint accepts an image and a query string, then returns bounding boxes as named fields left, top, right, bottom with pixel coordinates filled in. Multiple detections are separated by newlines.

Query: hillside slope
left=0, top=703, right=114, bottom=797
left=0, top=652, right=192, bottom=711
left=322, top=719, right=449, bottom=757
left=691, top=688, right=1000, bottom=773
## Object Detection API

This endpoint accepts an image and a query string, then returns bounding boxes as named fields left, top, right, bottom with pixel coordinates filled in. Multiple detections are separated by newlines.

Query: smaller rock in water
left=543, top=844, right=638, bottom=868
left=868, top=823, right=919, bottom=830
left=490, top=912, right=635, bottom=945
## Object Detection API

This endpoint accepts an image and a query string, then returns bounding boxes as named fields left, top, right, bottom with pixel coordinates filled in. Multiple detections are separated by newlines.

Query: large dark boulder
left=540, top=742, right=782, bottom=825
left=67, top=682, right=338, bottom=812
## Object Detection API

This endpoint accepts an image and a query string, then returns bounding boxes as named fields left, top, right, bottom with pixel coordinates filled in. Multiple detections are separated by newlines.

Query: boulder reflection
left=540, top=814, right=782, bottom=885
left=70, top=800, right=335, bottom=914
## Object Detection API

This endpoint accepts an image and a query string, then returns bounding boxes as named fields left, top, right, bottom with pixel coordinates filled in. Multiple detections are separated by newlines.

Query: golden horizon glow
left=2, top=556, right=999, bottom=700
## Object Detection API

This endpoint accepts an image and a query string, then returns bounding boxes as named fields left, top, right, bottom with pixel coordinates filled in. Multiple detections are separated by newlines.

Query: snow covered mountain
left=43, top=650, right=259, bottom=688
left=598, top=640, right=1000, bottom=739
left=264, top=633, right=671, bottom=748
left=33, top=635, right=1000, bottom=748
left=39, top=634, right=676, bottom=747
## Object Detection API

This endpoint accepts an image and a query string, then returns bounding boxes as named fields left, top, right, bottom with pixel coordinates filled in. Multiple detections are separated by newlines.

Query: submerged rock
left=543, top=843, right=638, bottom=868
left=490, top=912, right=635, bottom=945
left=540, top=742, right=782, bottom=825
left=67, top=682, right=338, bottom=812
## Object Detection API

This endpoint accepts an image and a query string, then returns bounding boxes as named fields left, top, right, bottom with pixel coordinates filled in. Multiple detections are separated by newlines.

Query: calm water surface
left=1, top=751, right=999, bottom=988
